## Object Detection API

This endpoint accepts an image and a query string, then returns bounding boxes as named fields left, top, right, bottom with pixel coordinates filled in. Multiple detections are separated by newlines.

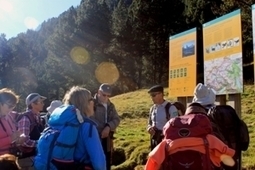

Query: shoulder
left=17, top=111, right=32, bottom=121
left=163, top=101, right=176, bottom=111
left=167, top=102, right=178, bottom=117
left=80, top=118, right=98, bottom=137
left=108, top=101, right=115, bottom=108
left=83, top=117, right=97, bottom=127
left=149, top=105, right=156, bottom=112
left=150, top=104, right=156, bottom=108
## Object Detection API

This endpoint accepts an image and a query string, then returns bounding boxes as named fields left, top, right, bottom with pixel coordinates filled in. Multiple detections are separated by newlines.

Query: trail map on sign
left=204, top=53, right=242, bottom=94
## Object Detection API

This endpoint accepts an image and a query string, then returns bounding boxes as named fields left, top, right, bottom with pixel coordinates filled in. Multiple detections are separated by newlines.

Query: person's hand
left=16, top=134, right=28, bottom=145
left=11, top=132, right=28, bottom=144
left=148, top=127, right=156, bottom=136
left=101, top=126, right=110, bottom=138
left=11, top=131, right=21, bottom=142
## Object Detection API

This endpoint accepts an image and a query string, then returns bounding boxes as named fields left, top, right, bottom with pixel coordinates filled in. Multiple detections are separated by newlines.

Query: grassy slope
left=110, top=85, right=255, bottom=170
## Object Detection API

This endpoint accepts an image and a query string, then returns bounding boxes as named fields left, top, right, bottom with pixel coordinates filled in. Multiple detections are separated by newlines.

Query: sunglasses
left=150, top=93, right=161, bottom=97
left=102, top=94, right=111, bottom=97
left=100, top=91, right=110, bottom=97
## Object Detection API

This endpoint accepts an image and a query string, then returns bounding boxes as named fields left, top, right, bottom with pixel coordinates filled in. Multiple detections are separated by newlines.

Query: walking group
left=0, top=83, right=120, bottom=170
left=0, top=82, right=250, bottom=170
left=145, top=83, right=249, bottom=170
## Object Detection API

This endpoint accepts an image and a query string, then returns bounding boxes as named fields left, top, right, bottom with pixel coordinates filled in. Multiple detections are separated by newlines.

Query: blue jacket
left=74, top=119, right=106, bottom=170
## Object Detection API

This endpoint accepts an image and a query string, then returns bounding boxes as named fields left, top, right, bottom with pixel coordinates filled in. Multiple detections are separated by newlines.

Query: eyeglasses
left=5, top=103, right=16, bottom=109
left=150, top=93, right=161, bottom=97
left=102, top=94, right=111, bottom=97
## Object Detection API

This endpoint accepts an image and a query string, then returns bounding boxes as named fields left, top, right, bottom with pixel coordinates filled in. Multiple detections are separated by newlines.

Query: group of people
left=146, top=83, right=249, bottom=170
left=0, top=83, right=120, bottom=170
left=0, top=82, right=248, bottom=170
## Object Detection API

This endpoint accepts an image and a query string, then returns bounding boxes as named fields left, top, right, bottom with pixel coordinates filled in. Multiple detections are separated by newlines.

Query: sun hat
left=46, top=100, right=63, bottom=113
left=192, top=83, right=216, bottom=106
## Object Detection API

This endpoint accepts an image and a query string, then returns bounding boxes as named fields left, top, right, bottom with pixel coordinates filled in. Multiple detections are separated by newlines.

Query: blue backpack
left=34, top=105, right=89, bottom=170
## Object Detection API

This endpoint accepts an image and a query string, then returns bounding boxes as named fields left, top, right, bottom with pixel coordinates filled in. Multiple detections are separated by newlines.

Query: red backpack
left=162, top=114, right=214, bottom=170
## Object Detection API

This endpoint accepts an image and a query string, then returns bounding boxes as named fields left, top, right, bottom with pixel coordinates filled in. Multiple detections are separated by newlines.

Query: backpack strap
left=165, top=102, right=171, bottom=121
left=17, top=112, right=37, bottom=133
left=149, top=102, right=172, bottom=127
left=83, top=118, right=96, bottom=138
left=79, top=118, right=96, bottom=164
left=0, top=118, right=7, bottom=132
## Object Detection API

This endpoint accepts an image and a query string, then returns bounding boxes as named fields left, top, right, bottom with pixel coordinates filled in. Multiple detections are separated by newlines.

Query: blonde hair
left=0, top=154, right=21, bottom=170
left=0, top=88, right=19, bottom=105
left=63, top=86, right=91, bottom=116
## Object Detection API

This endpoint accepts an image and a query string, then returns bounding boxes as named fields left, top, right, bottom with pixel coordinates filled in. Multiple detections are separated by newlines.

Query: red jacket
left=145, top=134, right=235, bottom=170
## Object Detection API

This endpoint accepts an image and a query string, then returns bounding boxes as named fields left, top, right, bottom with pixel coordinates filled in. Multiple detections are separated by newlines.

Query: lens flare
left=95, top=62, right=119, bottom=84
left=24, top=17, right=39, bottom=30
left=70, top=46, right=90, bottom=65
left=0, top=0, right=13, bottom=13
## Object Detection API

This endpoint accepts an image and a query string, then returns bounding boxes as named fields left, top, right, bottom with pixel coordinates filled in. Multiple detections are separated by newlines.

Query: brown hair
left=172, top=101, right=186, bottom=116
left=0, top=154, right=20, bottom=170
left=0, top=88, right=19, bottom=106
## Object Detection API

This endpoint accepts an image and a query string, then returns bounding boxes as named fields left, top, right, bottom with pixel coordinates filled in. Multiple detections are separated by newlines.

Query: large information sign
left=203, top=9, right=243, bottom=95
left=169, top=28, right=197, bottom=97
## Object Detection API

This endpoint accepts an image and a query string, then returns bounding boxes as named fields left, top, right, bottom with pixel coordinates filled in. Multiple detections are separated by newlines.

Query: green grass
left=110, top=85, right=255, bottom=170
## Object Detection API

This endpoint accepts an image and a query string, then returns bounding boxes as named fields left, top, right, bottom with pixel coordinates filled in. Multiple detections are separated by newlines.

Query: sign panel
left=203, top=9, right=243, bottom=95
left=252, top=5, right=255, bottom=83
left=169, top=28, right=197, bottom=97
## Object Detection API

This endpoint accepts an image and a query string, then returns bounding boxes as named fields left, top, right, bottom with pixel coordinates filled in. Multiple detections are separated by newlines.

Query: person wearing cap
left=42, top=100, right=63, bottom=127
left=17, top=93, right=46, bottom=170
left=147, top=85, right=178, bottom=150
left=91, top=83, right=120, bottom=170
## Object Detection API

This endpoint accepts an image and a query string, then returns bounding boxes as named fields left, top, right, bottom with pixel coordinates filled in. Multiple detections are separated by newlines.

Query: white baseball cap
left=46, top=100, right=63, bottom=113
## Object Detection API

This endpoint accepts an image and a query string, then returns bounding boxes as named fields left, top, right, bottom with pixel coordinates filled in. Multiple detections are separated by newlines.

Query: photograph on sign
left=182, top=40, right=195, bottom=57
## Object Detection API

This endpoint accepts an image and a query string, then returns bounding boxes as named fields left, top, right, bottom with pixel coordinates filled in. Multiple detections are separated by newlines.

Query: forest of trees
left=0, top=0, right=255, bottom=110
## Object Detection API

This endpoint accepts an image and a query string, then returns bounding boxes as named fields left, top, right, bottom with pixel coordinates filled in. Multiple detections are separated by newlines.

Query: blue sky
left=0, top=0, right=81, bottom=39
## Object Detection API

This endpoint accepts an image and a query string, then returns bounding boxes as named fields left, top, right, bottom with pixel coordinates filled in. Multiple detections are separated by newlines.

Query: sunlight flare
left=0, top=0, right=13, bottom=13
left=70, top=46, right=90, bottom=65
left=95, top=62, right=119, bottom=85
left=24, top=16, right=39, bottom=29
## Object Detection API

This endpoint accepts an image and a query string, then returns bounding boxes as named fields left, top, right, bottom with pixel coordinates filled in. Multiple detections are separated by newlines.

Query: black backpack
left=207, top=105, right=249, bottom=170
left=207, top=105, right=249, bottom=151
